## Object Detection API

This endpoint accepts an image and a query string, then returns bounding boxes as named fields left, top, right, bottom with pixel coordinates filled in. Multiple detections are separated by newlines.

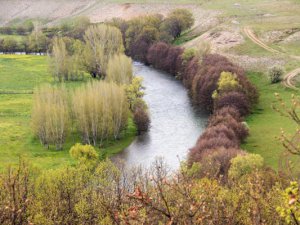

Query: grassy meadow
left=242, top=71, right=298, bottom=169
left=0, top=54, right=136, bottom=170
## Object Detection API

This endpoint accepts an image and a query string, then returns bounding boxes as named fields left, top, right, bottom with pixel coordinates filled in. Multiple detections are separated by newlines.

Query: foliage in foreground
left=0, top=155, right=292, bottom=225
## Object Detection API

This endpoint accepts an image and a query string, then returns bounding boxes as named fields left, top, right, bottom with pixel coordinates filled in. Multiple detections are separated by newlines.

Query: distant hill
left=0, top=0, right=216, bottom=27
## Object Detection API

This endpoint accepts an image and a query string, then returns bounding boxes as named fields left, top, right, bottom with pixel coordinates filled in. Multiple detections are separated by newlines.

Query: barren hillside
left=0, top=0, right=218, bottom=29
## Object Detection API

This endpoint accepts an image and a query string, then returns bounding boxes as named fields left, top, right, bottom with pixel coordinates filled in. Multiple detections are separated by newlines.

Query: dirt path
left=243, top=27, right=280, bottom=53
left=282, top=68, right=300, bottom=90
left=244, top=26, right=299, bottom=89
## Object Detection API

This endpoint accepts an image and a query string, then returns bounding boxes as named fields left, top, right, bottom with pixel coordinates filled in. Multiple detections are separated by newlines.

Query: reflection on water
left=113, top=62, right=208, bottom=170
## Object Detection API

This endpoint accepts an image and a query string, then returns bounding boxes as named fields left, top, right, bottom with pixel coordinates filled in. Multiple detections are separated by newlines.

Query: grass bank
left=0, top=55, right=136, bottom=170
left=242, top=71, right=298, bottom=169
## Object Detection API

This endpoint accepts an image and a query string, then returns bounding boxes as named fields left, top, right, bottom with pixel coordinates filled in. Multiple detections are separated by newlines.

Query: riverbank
left=0, top=54, right=137, bottom=170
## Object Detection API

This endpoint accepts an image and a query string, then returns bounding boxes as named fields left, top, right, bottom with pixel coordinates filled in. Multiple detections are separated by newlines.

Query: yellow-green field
left=0, top=55, right=136, bottom=170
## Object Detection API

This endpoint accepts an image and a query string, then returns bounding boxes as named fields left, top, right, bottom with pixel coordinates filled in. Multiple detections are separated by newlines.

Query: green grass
left=242, top=71, right=299, bottom=169
left=0, top=55, right=137, bottom=170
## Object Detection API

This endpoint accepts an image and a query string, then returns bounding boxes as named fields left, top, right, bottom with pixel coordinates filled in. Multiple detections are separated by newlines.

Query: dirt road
left=244, top=26, right=299, bottom=89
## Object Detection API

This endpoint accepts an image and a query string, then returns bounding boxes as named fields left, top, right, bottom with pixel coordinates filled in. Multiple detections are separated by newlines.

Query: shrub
left=214, top=91, right=251, bottom=117
left=212, top=71, right=241, bottom=99
left=198, top=147, right=245, bottom=182
left=188, top=124, right=240, bottom=166
left=70, top=143, right=98, bottom=165
left=147, top=42, right=170, bottom=70
left=192, top=54, right=258, bottom=111
left=228, top=154, right=264, bottom=180
left=212, top=106, right=241, bottom=121
left=161, top=9, right=195, bottom=38
left=208, top=112, right=249, bottom=142
left=133, top=107, right=151, bottom=135
left=182, top=56, right=199, bottom=89
left=268, top=66, right=284, bottom=84
left=147, top=42, right=183, bottom=75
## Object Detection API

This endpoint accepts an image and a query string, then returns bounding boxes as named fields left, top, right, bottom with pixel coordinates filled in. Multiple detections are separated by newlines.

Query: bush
left=147, top=42, right=183, bottom=75
left=70, top=143, right=98, bottom=165
left=133, top=107, right=150, bottom=135
left=208, top=111, right=249, bottom=142
left=214, top=91, right=251, bottom=117
left=182, top=56, right=199, bottom=89
left=212, top=106, right=241, bottom=121
left=188, top=124, right=241, bottom=166
left=229, top=154, right=264, bottom=180
left=161, top=9, right=195, bottom=38
left=198, top=147, right=245, bottom=182
left=191, top=54, right=258, bottom=111
left=268, top=66, right=284, bottom=84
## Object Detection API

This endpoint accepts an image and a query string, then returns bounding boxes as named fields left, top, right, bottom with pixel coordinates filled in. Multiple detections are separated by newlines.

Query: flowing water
left=114, top=62, right=208, bottom=170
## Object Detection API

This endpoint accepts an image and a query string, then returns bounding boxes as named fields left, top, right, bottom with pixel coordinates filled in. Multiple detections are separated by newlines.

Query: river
left=113, top=62, right=208, bottom=170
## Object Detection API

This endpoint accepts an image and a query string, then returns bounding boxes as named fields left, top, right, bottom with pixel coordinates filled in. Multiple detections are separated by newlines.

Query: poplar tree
left=32, top=85, right=69, bottom=150
left=82, top=24, right=124, bottom=78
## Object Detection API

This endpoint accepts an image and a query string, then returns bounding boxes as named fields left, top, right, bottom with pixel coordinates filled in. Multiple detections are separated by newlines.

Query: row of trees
left=0, top=27, right=49, bottom=53
left=108, top=8, right=194, bottom=62
left=32, top=82, right=129, bottom=149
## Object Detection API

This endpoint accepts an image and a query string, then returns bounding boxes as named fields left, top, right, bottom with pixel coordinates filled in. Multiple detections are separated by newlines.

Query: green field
left=242, top=72, right=298, bottom=169
left=0, top=55, right=136, bottom=170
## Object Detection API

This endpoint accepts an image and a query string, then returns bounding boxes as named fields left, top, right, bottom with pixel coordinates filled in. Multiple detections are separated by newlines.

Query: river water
left=113, top=62, right=208, bottom=170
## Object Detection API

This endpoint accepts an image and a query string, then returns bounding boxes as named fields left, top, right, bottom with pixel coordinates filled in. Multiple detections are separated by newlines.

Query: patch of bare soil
left=184, top=27, right=244, bottom=52
left=261, top=28, right=300, bottom=43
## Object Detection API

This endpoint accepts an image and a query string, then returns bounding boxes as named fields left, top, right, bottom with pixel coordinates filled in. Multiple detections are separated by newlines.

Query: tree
left=161, top=9, right=195, bottom=38
left=27, top=24, right=48, bottom=53
left=72, top=81, right=129, bottom=146
left=125, top=77, right=145, bottom=110
left=82, top=24, right=124, bottom=78
left=106, top=54, right=133, bottom=85
left=50, top=37, right=69, bottom=81
left=2, top=37, right=18, bottom=52
left=32, top=84, right=69, bottom=150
